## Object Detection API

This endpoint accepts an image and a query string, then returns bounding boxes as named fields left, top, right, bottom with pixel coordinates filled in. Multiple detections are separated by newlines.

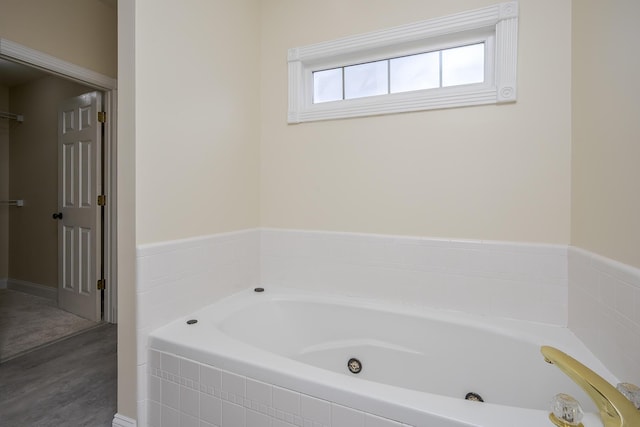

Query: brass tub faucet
left=541, top=345, right=640, bottom=427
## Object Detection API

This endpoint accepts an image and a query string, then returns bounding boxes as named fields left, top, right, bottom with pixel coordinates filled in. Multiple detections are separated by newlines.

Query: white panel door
left=57, top=91, right=102, bottom=321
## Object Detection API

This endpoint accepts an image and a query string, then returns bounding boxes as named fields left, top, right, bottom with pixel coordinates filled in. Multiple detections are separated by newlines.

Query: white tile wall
left=137, top=229, right=260, bottom=423
left=568, top=247, right=640, bottom=385
left=148, top=349, right=412, bottom=427
left=301, top=396, right=330, bottom=426
left=260, top=229, right=568, bottom=325
left=331, top=404, right=364, bottom=427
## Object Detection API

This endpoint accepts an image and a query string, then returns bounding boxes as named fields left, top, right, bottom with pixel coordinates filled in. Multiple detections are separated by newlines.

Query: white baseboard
left=6, top=278, right=57, bottom=302
left=112, top=413, right=137, bottom=427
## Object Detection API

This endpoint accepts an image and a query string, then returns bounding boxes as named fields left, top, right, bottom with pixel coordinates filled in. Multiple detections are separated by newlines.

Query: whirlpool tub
left=148, top=288, right=614, bottom=427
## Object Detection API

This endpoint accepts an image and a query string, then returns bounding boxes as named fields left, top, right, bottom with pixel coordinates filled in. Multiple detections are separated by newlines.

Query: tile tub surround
left=136, top=229, right=261, bottom=426
left=136, top=228, right=567, bottom=426
left=568, top=247, right=640, bottom=385
left=141, top=228, right=640, bottom=426
left=261, top=229, right=568, bottom=325
left=148, top=349, right=413, bottom=427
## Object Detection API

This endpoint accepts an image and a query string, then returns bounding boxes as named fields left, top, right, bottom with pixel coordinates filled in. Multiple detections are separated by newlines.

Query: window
left=288, top=2, right=519, bottom=123
left=313, top=43, right=486, bottom=103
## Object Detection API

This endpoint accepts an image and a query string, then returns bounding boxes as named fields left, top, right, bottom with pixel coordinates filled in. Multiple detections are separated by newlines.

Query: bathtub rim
left=148, top=286, right=611, bottom=427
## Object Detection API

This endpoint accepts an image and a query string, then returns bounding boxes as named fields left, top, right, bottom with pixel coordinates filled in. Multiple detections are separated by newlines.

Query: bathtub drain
left=347, top=358, right=362, bottom=374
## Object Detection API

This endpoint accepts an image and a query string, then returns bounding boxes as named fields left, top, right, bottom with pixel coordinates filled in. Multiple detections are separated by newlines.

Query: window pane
left=390, top=51, right=440, bottom=93
left=344, top=60, right=388, bottom=100
left=313, top=68, right=343, bottom=103
left=441, top=43, right=485, bottom=87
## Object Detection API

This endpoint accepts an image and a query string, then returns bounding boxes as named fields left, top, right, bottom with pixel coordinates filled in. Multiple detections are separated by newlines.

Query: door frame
left=0, top=38, right=119, bottom=323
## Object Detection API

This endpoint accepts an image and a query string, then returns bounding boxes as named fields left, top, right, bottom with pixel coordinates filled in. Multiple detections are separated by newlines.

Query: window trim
left=288, top=2, right=518, bottom=123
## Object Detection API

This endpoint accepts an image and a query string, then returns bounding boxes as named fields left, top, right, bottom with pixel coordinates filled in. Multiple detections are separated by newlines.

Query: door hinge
left=98, top=111, right=106, bottom=123
left=97, top=194, right=106, bottom=206
left=97, top=279, right=106, bottom=291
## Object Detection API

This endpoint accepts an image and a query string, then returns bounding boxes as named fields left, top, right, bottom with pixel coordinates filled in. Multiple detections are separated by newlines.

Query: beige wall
left=117, top=0, right=137, bottom=420
left=0, top=0, right=117, bottom=78
left=8, top=76, right=93, bottom=287
left=0, top=85, right=8, bottom=281
left=259, top=0, right=572, bottom=244
left=135, top=0, right=261, bottom=245
left=571, top=0, right=640, bottom=269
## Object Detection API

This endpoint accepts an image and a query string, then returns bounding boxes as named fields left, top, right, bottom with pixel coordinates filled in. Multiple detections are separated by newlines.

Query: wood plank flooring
left=0, top=324, right=117, bottom=426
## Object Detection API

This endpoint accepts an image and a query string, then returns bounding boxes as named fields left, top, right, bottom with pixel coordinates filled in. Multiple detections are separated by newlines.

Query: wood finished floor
left=0, top=324, right=117, bottom=426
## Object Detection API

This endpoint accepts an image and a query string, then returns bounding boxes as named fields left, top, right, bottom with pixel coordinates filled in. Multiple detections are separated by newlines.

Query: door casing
left=0, top=38, right=118, bottom=322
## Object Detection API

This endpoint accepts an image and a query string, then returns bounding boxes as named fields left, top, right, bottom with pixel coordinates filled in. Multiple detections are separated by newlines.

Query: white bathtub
left=148, top=288, right=615, bottom=427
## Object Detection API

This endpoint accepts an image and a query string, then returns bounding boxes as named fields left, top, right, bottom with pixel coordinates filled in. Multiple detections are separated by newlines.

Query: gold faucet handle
left=549, top=393, right=584, bottom=427
left=616, top=383, right=640, bottom=410
left=541, top=345, right=640, bottom=427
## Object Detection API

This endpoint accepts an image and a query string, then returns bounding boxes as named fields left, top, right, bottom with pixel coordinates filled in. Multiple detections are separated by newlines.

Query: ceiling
left=0, top=58, right=49, bottom=88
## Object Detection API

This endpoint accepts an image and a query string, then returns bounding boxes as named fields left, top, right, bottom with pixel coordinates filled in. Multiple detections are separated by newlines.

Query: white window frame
left=288, top=2, right=519, bottom=124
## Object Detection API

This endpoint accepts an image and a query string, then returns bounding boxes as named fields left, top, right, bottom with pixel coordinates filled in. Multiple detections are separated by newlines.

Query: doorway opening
left=0, top=40, right=117, bottom=362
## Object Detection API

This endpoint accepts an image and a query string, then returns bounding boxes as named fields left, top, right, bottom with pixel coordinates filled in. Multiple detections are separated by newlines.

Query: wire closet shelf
left=0, top=111, right=23, bottom=122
